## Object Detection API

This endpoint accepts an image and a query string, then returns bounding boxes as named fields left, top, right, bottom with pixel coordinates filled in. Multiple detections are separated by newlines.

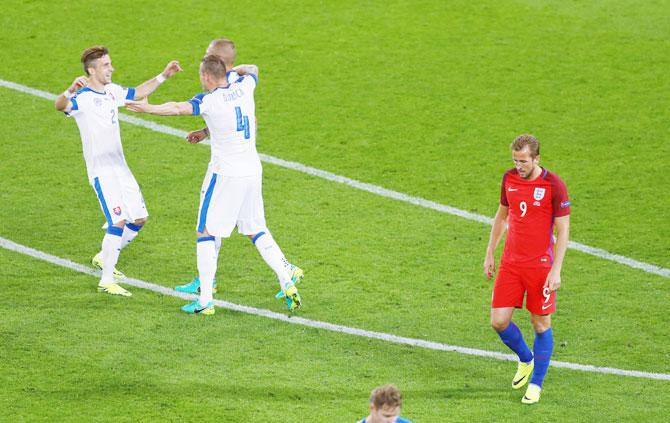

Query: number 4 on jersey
left=235, top=107, right=250, bottom=139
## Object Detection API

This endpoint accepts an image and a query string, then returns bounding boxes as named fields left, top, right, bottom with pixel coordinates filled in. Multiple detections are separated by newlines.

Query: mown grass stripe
left=1, top=235, right=668, bottom=381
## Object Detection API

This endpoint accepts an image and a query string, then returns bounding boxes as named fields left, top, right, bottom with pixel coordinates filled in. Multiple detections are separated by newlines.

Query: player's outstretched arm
left=545, top=215, right=570, bottom=291
left=54, top=76, right=87, bottom=112
left=133, top=60, right=183, bottom=100
left=484, top=205, right=509, bottom=279
left=126, top=100, right=193, bottom=116
left=232, top=64, right=259, bottom=78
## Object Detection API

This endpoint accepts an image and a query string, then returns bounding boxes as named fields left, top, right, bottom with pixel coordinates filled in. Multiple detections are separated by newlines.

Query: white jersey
left=189, top=74, right=261, bottom=177
left=66, top=83, right=135, bottom=183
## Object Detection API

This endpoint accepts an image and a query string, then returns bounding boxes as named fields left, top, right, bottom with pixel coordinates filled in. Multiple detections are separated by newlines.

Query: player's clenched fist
left=161, top=60, right=182, bottom=78
left=186, top=129, right=208, bottom=144
left=69, top=76, right=88, bottom=93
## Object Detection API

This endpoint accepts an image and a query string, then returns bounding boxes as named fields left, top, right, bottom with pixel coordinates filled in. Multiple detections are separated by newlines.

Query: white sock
left=252, top=231, right=291, bottom=289
left=197, top=236, right=217, bottom=305
left=100, top=228, right=123, bottom=285
left=215, top=236, right=222, bottom=257
left=120, top=222, right=143, bottom=250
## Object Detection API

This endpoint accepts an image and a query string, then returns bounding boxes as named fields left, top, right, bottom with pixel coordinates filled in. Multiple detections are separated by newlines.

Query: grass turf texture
left=1, top=248, right=669, bottom=422
left=1, top=0, right=669, bottom=421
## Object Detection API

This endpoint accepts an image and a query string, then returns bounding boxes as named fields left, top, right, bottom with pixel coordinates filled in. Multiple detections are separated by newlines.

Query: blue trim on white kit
left=106, top=226, right=123, bottom=237
left=79, top=87, right=105, bottom=95
left=189, top=100, right=201, bottom=115
left=197, top=173, right=218, bottom=232
left=197, top=236, right=215, bottom=243
left=251, top=231, right=266, bottom=244
left=125, top=87, right=136, bottom=100
left=126, top=222, right=143, bottom=232
left=93, top=177, right=113, bottom=227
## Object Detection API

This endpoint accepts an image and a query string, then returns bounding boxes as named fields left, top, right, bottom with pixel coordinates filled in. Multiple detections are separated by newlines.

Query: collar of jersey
left=212, top=84, right=234, bottom=92
left=78, top=87, right=106, bottom=95
left=512, top=167, right=548, bottom=181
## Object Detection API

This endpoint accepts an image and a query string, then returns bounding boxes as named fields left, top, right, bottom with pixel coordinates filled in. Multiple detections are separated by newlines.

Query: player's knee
left=134, top=217, right=147, bottom=226
left=490, top=316, right=509, bottom=333
left=530, top=315, right=551, bottom=333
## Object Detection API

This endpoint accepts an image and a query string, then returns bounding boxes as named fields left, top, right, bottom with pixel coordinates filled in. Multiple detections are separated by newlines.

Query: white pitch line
left=1, top=236, right=668, bottom=382
left=1, top=78, right=668, bottom=280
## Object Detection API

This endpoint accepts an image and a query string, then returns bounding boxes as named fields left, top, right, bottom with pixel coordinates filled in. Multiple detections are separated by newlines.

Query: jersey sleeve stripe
left=125, top=87, right=136, bottom=100
left=70, top=97, right=79, bottom=111
left=189, top=99, right=201, bottom=116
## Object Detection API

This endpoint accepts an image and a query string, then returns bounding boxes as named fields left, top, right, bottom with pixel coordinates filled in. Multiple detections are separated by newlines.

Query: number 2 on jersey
left=235, top=107, right=250, bottom=139
left=519, top=201, right=527, bottom=217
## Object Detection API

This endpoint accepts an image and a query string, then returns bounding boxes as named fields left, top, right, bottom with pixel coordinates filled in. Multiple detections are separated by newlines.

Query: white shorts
left=196, top=172, right=267, bottom=238
left=92, top=173, right=148, bottom=225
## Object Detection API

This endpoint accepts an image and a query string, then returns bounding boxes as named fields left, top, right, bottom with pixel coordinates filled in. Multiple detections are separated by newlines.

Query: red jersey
left=500, top=168, right=570, bottom=268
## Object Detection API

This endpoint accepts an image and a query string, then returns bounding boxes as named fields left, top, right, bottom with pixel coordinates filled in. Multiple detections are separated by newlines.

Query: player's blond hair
left=208, top=38, right=236, bottom=67
left=80, top=45, right=109, bottom=76
left=511, top=134, right=540, bottom=158
left=369, top=384, right=402, bottom=409
left=200, top=55, right=227, bottom=79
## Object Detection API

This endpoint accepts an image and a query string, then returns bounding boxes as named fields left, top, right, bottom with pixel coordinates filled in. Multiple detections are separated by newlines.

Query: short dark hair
left=200, top=55, right=227, bottom=79
left=208, top=38, right=236, bottom=66
left=81, top=46, right=109, bottom=75
left=370, top=385, right=402, bottom=409
left=511, top=134, right=540, bottom=158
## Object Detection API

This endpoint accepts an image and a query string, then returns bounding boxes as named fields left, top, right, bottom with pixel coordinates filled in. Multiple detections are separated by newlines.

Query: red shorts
left=492, top=263, right=555, bottom=315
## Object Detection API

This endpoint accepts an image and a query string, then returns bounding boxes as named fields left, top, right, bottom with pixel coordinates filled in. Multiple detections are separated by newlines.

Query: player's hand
left=161, top=60, right=183, bottom=79
left=126, top=100, right=148, bottom=113
left=186, top=129, right=208, bottom=144
left=483, top=254, right=496, bottom=279
left=544, top=269, right=561, bottom=292
left=68, top=76, right=88, bottom=93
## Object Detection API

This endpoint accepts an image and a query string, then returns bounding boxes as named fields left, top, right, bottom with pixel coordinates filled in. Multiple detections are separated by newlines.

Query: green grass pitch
left=1, top=0, right=669, bottom=421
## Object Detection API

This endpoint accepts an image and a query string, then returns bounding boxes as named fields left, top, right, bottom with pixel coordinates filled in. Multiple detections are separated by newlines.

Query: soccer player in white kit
left=127, top=55, right=303, bottom=314
left=175, top=38, right=304, bottom=302
left=54, top=46, right=182, bottom=296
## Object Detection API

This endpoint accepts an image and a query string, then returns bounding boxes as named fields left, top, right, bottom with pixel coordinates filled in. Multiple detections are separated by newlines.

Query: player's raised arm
left=126, top=100, right=193, bottom=116
left=484, top=205, right=509, bottom=279
left=232, top=64, right=259, bottom=78
left=133, top=60, right=182, bottom=100
left=54, top=76, right=87, bottom=112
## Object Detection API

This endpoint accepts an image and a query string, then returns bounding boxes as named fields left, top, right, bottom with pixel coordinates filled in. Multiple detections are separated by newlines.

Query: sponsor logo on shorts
left=533, top=187, right=546, bottom=200
left=542, top=303, right=553, bottom=310
left=113, top=206, right=122, bottom=216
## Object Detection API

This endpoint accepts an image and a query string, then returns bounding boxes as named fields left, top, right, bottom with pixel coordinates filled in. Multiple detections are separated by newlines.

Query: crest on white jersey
left=533, top=187, right=546, bottom=201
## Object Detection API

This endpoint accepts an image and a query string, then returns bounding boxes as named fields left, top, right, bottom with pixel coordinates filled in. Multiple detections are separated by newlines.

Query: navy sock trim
left=126, top=222, right=143, bottom=232
left=106, top=226, right=123, bottom=237
left=197, top=236, right=215, bottom=243
left=251, top=231, right=266, bottom=244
